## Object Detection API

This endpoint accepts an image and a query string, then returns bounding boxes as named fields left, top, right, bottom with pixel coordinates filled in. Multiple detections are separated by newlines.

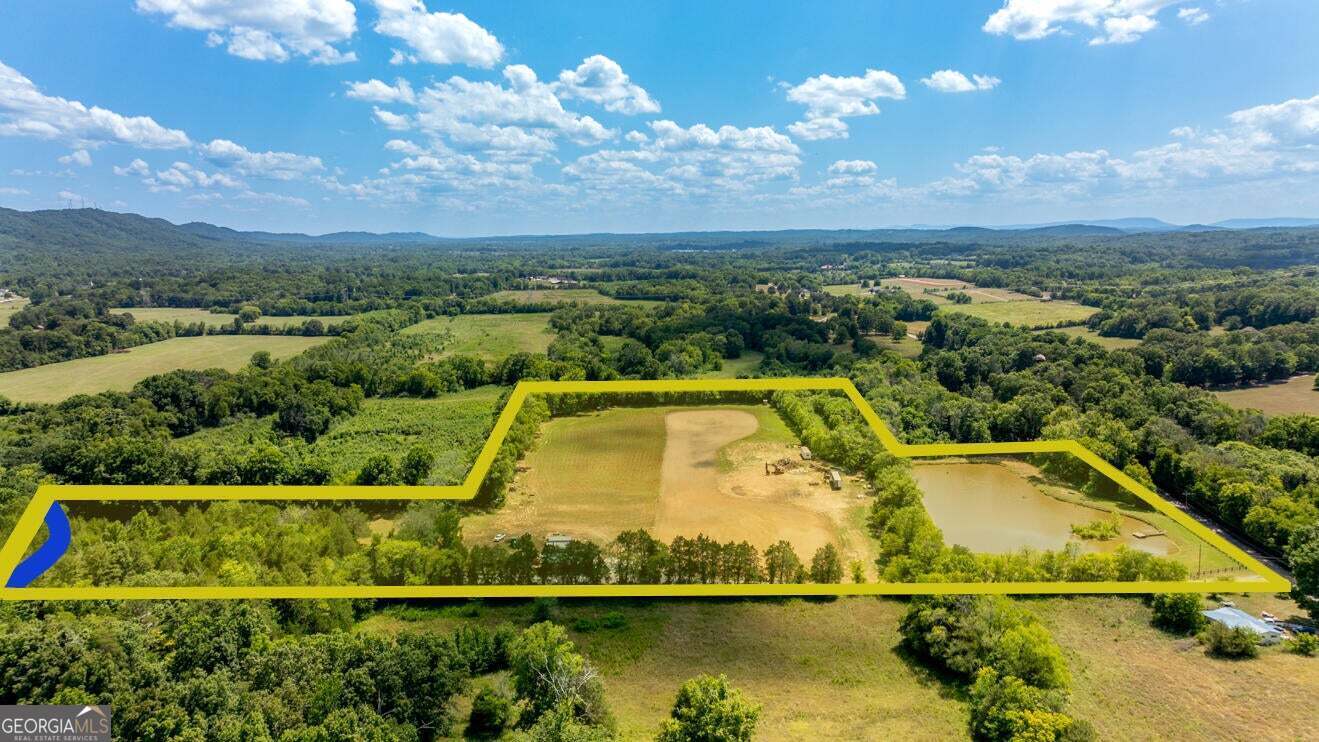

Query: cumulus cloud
left=135, top=0, right=357, bottom=64
left=784, top=69, right=905, bottom=140
left=0, top=60, right=190, bottom=149
left=553, top=55, right=660, bottom=114
left=344, top=77, right=416, bottom=104
left=114, top=158, right=152, bottom=176
left=370, top=0, right=503, bottom=67
left=829, top=159, right=877, bottom=175
left=921, top=70, right=1000, bottom=93
left=1178, top=7, right=1209, bottom=25
left=929, top=92, right=1319, bottom=201
left=405, top=65, right=613, bottom=154
left=983, top=1, right=1186, bottom=45
left=59, top=149, right=92, bottom=167
left=147, top=160, right=246, bottom=191
left=564, top=119, right=801, bottom=197
left=199, top=138, right=325, bottom=179
left=1226, top=94, right=1319, bottom=147
left=373, top=107, right=413, bottom=130
left=787, top=117, right=849, bottom=142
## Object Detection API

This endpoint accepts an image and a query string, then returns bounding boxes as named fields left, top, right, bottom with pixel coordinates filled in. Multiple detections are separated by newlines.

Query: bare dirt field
left=463, top=405, right=876, bottom=574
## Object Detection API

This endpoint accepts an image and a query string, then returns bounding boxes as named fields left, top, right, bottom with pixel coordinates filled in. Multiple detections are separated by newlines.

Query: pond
left=911, top=462, right=1174, bottom=556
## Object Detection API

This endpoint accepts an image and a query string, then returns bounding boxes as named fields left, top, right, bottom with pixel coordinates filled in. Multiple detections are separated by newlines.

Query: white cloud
left=409, top=65, right=613, bottom=152
left=1090, top=14, right=1158, bottom=45
left=1178, top=7, right=1209, bottom=25
left=829, top=159, right=877, bottom=175
left=554, top=55, right=660, bottom=114
left=0, top=60, right=190, bottom=149
left=1226, top=94, right=1319, bottom=147
left=370, top=0, right=503, bottom=67
left=236, top=189, right=310, bottom=207
left=148, top=161, right=246, bottom=191
left=0, top=187, right=29, bottom=196
left=787, top=117, right=849, bottom=142
left=564, top=120, right=801, bottom=197
left=57, top=189, right=85, bottom=203
left=199, top=138, right=325, bottom=179
left=59, top=149, right=92, bottom=167
left=921, top=70, right=1000, bottom=93
left=344, top=78, right=416, bottom=104
left=983, top=1, right=1186, bottom=45
left=135, top=0, right=358, bottom=64
left=923, top=93, right=1319, bottom=202
left=373, top=107, right=412, bottom=130
left=785, top=69, right=905, bottom=140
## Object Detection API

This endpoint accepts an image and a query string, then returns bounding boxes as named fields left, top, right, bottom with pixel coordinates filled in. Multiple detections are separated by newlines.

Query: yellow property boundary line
left=0, top=378, right=1290, bottom=599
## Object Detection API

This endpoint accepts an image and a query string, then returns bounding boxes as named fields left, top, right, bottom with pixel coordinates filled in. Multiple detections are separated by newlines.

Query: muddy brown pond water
left=911, top=462, right=1174, bottom=556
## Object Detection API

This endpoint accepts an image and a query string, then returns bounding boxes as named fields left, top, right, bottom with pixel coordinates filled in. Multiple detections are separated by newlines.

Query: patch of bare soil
left=654, top=410, right=874, bottom=575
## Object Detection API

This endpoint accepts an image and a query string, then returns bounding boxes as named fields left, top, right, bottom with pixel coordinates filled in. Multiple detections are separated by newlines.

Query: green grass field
left=1032, top=325, right=1142, bottom=349
left=110, top=307, right=357, bottom=329
left=698, top=351, right=765, bottom=378
left=0, top=335, right=329, bottom=403
left=359, top=594, right=1317, bottom=740
left=0, top=296, right=29, bottom=326
left=1213, top=373, right=1319, bottom=416
left=940, top=300, right=1098, bottom=328
left=822, top=284, right=870, bottom=297
left=489, top=288, right=637, bottom=304
left=462, top=406, right=668, bottom=542
left=400, top=313, right=555, bottom=362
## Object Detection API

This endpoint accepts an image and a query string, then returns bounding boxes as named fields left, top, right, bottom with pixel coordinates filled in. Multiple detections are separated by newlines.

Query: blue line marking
left=5, top=501, right=70, bottom=588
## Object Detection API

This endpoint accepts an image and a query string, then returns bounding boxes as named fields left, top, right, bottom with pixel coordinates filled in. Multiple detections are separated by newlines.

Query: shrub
left=656, top=674, right=759, bottom=742
left=1286, top=632, right=1318, bottom=656
left=600, top=610, right=627, bottom=629
left=967, top=668, right=1072, bottom=742
left=1201, top=621, right=1260, bottom=659
left=1150, top=593, right=1204, bottom=634
left=467, top=685, right=514, bottom=739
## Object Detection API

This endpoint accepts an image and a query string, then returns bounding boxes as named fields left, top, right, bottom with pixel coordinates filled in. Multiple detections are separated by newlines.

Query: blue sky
left=1, top=1, right=1318, bottom=235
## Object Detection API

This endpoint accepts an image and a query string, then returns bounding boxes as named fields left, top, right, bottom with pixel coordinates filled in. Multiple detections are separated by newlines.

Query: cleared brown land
left=1213, top=373, right=1319, bottom=416
left=463, top=405, right=875, bottom=572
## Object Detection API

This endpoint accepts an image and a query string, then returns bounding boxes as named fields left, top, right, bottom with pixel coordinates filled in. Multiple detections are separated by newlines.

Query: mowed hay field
left=400, top=313, right=554, bottom=362
left=1032, top=325, right=1142, bottom=349
left=462, top=406, right=667, bottom=544
left=1213, top=373, right=1319, bottom=416
left=463, top=404, right=876, bottom=572
left=940, top=300, right=1098, bottom=328
left=110, top=307, right=358, bottom=329
left=0, top=296, right=29, bottom=324
left=488, top=288, right=656, bottom=305
left=0, top=335, right=328, bottom=403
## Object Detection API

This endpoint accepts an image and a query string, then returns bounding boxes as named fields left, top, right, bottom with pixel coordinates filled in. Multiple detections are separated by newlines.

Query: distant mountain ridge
left=3, top=207, right=1319, bottom=254
left=177, top=222, right=444, bottom=245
